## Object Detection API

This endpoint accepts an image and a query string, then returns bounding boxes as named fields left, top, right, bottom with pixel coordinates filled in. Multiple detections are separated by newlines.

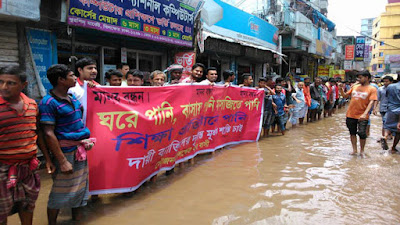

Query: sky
left=228, top=0, right=388, bottom=37
left=328, top=0, right=387, bottom=36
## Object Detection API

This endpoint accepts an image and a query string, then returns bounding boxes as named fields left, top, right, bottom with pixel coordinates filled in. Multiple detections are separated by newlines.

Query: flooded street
left=10, top=108, right=400, bottom=224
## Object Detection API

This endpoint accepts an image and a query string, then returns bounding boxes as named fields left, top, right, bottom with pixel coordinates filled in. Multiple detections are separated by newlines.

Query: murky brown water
left=9, top=108, right=400, bottom=224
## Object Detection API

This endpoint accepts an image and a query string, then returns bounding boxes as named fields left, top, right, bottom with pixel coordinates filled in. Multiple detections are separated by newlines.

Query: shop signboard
left=343, top=60, right=352, bottom=70
left=317, top=65, right=330, bottom=78
left=174, top=51, right=195, bottom=80
left=345, top=45, right=354, bottom=60
left=0, top=0, right=40, bottom=21
left=201, top=0, right=278, bottom=50
left=68, top=0, right=198, bottom=47
left=26, top=28, right=58, bottom=95
left=354, top=36, right=365, bottom=61
left=332, top=70, right=345, bottom=80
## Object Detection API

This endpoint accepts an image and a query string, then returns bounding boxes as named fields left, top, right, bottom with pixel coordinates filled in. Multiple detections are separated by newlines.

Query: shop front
left=65, top=0, right=200, bottom=84
left=199, top=0, right=281, bottom=84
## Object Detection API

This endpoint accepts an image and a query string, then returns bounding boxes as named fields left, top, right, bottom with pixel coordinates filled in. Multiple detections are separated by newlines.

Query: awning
left=203, top=30, right=287, bottom=57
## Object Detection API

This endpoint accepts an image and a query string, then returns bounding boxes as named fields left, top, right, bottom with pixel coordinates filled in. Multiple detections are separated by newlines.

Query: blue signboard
left=202, top=0, right=278, bottom=50
left=68, top=0, right=198, bottom=47
left=26, top=28, right=58, bottom=94
left=355, top=36, right=365, bottom=61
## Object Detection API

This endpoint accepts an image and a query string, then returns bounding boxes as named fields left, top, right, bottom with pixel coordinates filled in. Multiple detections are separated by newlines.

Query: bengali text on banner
left=85, top=85, right=264, bottom=194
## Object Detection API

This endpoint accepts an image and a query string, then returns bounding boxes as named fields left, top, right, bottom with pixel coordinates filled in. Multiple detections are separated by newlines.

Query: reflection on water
left=9, top=109, right=400, bottom=224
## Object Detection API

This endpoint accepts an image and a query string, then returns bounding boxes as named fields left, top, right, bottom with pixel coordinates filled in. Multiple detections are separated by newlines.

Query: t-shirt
left=0, top=93, right=38, bottom=163
left=346, top=84, right=378, bottom=119
left=378, top=86, right=389, bottom=112
left=39, top=91, right=91, bottom=153
left=387, top=83, right=400, bottom=114
left=303, top=85, right=311, bottom=107
left=264, top=88, right=273, bottom=112
left=68, top=78, right=99, bottom=123
left=272, top=93, right=286, bottom=116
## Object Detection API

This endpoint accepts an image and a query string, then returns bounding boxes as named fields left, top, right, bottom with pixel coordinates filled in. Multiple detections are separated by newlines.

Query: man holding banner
left=39, top=64, right=94, bottom=224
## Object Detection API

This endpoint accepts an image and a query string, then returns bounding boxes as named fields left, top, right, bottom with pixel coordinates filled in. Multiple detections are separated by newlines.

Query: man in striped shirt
left=39, top=64, right=92, bottom=225
left=0, top=65, right=42, bottom=225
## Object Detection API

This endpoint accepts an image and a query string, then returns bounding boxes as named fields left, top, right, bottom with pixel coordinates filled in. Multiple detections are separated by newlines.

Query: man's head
left=105, top=69, right=123, bottom=86
left=242, top=73, right=254, bottom=87
left=314, top=77, right=322, bottom=86
left=191, top=63, right=205, bottom=82
left=76, top=57, right=97, bottom=81
left=222, top=70, right=235, bottom=83
left=47, top=64, right=76, bottom=89
left=329, top=77, right=336, bottom=85
left=275, top=77, right=285, bottom=86
left=168, top=64, right=184, bottom=84
left=265, top=76, right=274, bottom=88
left=117, top=63, right=130, bottom=77
left=150, top=70, right=166, bottom=86
left=0, top=66, right=27, bottom=101
left=356, top=70, right=371, bottom=85
left=275, top=84, right=283, bottom=94
left=297, top=82, right=304, bottom=89
left=258, top=77, right=267, bottom=88
left=382, top=75, right=394, bottom=87
left=206, top=67, right=218, bottom=82
left=304, top=77, right=310, bottom=86
left=126, top=69, right=144, bottom=86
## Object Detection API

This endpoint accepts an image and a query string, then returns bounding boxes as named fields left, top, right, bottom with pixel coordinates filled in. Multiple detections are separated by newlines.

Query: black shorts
left=334, top=99, right=339, bottom=107
left=346, top=117, right=368, bottom=139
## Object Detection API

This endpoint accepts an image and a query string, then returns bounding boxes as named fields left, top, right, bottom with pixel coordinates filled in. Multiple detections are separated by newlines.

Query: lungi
left=48, top=151, right=89, bottom=209
left=0, top=163, right=40, bottom=221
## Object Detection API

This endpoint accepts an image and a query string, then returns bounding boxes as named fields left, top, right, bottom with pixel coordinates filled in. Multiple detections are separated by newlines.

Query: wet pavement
left=9, top=108, right=400, bottom=224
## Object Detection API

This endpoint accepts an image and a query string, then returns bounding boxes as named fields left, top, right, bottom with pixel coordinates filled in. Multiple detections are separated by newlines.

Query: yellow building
left=371, top=2, right=400, bottom=75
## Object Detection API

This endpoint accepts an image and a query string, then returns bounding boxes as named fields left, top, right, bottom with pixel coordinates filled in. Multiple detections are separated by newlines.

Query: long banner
left=85, top=85, right=264, bottom=194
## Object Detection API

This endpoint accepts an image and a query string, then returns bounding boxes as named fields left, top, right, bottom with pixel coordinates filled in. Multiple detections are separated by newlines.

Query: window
left=379, top=64, right=383, bottom=68
left=374, top=44, right=376, bottom=49
left=373, top=54, right=376, bottom=59
left=379, top=52, right=384, bottom=57
left=380, top=41, right=385, bottom=46
left=394, top=34, right=400, bottom=39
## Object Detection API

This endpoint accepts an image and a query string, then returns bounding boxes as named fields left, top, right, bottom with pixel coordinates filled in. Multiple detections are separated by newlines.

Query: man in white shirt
left=117, top=63, right=130, bottom=86
left=68, top=57, right=98, bottom=123
left=200, top=67, right=218, bottom=85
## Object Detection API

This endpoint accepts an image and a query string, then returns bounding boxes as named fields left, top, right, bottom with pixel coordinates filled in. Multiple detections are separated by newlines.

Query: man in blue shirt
left=272, top=84, right=287, bottom=135
left=374, top=76, right=393, bottom=150
left=384, top=77, right=400, bottom=153
left=39, top=64, right=92, bottom=224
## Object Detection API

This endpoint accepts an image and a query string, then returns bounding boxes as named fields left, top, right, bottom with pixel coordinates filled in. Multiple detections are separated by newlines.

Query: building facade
left=371, top=1, right=400, bottom=75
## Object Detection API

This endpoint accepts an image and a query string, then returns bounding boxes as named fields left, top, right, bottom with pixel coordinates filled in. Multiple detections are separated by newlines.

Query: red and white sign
left=345, top=45, right=355, bottom=60
left=174, top=51, right=195, bottom=80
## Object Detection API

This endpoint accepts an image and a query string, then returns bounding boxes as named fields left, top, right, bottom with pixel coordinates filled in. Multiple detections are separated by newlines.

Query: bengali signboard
left=26, top=28, right=58, bottom=94
left=354, top=37, right=365, bottom=61
left=0, top=0, right=40, bottom=21
left=345, top=45, right=354, bottom=60
left=174, top=51, right=195, bottom=80
left=68, top=0, right=196, bottom=47
left=85, top=85, right=264, bottom=194
left=344, top=60, right=352, bottom=70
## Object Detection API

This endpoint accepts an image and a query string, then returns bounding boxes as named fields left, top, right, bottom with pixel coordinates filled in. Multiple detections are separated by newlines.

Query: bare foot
left=349, top=152, right=358, bottom=156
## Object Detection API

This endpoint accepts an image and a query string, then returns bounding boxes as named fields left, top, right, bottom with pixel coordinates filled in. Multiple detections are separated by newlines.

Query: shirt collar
left=77, top=77, right=99, bottom=86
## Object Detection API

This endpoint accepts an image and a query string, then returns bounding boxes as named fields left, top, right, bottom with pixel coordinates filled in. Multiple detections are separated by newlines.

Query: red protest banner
left=345, top=45, right=355, bottom=60
left=85, top=85, right=264, bottom=194
left=174, top=51, right=195, bottom=80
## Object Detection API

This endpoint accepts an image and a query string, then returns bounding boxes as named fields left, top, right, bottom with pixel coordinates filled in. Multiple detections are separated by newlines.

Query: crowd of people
left=0, top=56, right=396, bottom=225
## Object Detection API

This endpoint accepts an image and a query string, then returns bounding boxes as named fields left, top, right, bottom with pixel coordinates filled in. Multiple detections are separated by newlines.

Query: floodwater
left=9, top=108, right=400, bottom=224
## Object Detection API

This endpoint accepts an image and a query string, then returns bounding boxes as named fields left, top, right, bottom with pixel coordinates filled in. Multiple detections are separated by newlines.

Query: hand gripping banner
left=85, top=85, right=264, bottom=194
